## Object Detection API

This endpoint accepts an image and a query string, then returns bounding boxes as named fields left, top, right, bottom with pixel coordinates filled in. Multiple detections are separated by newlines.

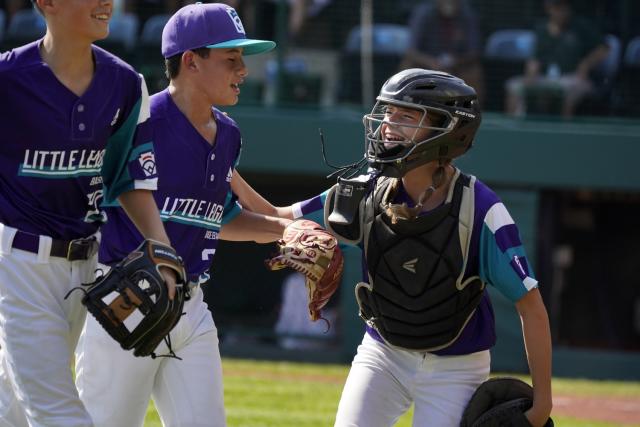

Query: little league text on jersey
left=20, top=149, right=104, bottom=177
left=160, top=196, right=225, bottom=229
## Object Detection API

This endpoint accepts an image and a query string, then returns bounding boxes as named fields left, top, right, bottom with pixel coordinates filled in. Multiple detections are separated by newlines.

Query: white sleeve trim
left=523, top=276, right=538, bottom=291
left=484, top=202, right=515, bottom=234
left=291, top=202, right=304, bottom=219
left=134, top=178, right=157, bottom=191
left=137, top=74, right=151, bottom=124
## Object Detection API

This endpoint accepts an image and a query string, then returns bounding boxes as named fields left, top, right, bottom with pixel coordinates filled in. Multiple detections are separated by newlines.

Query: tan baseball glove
left=265, top=219, right=344, bottom=322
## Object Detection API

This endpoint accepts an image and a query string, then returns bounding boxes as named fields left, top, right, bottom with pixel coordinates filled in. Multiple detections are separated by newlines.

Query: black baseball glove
left=460, top=377, right=554, bottom=427
left=81, top=239, right=187, bottom=358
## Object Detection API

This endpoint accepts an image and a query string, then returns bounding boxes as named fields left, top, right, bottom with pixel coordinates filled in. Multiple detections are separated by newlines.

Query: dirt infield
left=553, top=394, right=640, bottom=426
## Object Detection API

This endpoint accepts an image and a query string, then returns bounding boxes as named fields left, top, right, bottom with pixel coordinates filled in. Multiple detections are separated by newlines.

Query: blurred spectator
left=274, top=272, right=337, bottom=350
left=504, top=0, right=609, bottom=118
left=291, top=0, right=359, bottom=49
left=399, top=0, right=484, bottom=104
left=289, top=0, right=332, bottom=42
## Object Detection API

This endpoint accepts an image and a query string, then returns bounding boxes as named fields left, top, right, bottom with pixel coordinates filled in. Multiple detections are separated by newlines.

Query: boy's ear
left=181, top=51, right=199, bottom=72
left=35, top=0, right=56, bottom=15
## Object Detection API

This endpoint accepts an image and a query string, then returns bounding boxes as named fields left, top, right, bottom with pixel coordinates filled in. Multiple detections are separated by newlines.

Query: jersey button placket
left=204, top=150, right=217, bottom=188
left=72, top=102, right=89, bottom=139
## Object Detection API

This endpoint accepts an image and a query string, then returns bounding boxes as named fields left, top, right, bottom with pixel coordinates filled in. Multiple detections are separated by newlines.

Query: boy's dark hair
left=164, top=47, right=211, bottom=80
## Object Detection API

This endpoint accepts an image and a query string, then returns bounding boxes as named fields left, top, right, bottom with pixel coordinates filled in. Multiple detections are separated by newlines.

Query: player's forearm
left=118, top=190, right=171, bottom=245
left=231, top=172, right=290, bottom=218
left=220, top=210, right=292, bottom=243
left=516, top=289, right=553, bottom=426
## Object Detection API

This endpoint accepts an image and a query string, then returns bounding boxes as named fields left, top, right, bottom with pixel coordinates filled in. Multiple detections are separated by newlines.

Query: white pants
left=0, top=230, right=97, bottom=427
left=75, top=276, right=225, bottom=427
left=334, top=333, right=490, bottom=427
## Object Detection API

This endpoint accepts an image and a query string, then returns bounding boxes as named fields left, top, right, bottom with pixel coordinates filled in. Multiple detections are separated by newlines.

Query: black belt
left=11, top=230, right=98, bottom=261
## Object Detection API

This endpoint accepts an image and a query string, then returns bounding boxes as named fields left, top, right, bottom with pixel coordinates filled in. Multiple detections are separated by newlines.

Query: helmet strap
left=383, top=159, right=449, bottom=224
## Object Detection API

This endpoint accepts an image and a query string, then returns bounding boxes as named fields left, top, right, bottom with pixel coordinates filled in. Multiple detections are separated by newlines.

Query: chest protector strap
left=356, top=170, right=485, bottom=352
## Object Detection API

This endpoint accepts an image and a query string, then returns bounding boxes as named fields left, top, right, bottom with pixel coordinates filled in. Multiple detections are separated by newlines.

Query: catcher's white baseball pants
left=0, top=226, right=97, bottom=427
left=334, top=333, right=490, bottom=427
left=75, top=273, right=225, bottom=427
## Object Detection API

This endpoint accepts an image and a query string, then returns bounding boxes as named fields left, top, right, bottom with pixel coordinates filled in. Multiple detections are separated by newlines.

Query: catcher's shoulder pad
left=325, top=174, right=373, bottom=245
left=460, top=377, right=553, bottom=427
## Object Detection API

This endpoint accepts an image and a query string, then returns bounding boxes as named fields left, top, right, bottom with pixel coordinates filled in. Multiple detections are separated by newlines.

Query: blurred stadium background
left=2, top=0, right=638, bottom=381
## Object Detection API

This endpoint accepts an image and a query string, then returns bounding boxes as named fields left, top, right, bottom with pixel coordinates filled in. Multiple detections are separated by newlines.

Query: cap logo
left=225, top=7, right=245, bottom=34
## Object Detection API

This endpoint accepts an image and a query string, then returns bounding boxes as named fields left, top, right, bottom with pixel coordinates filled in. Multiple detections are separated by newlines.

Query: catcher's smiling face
left=380, top=104, right=433, bottom=149
left=192, top=47, right=248, bottom=106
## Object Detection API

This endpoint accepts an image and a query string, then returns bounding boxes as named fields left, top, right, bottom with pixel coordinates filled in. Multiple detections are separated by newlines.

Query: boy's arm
left=117, top=189, right=170, bottom=244
left=118, top=189, right=178, bottom=298
left=219, top=210, right=292, bottom=243
left=515, top=288, right=553, bottom=427
left=231, top=171, right=294, bottom=219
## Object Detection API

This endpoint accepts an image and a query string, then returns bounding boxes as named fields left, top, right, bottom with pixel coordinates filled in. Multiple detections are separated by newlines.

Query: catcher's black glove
left=81, top=239, right=187, bottom=358
left=460, top=377, right=554, bottom=427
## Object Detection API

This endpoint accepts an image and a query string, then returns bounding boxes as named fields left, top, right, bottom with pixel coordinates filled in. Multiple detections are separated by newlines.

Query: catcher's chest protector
left=357, top=172, right=485, bottom=352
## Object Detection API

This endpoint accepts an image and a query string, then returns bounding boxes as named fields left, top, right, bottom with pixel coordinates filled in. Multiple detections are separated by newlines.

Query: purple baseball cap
left=161, top=2, right=276, bottom=58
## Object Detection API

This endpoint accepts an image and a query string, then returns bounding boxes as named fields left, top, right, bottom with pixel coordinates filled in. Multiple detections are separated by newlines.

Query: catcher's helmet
left=363, top=68, right=481, bottom=177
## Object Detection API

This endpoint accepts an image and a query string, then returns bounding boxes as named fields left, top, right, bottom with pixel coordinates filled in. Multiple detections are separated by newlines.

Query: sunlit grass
left=143, top=358, right=640, bottom=427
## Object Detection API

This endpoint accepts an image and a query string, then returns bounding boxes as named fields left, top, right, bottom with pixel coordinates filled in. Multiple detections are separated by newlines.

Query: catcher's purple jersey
left=99, top=89, right=242, bottom=284
left=0, top=40, right=157, bottom=240
left=293, top=176, right=538, bottom=355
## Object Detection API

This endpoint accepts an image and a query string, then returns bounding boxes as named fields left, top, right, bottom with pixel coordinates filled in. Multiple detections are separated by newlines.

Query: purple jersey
left=99, top=89, right=242, bottom=284
left=292, top=174, right=538, bottom=355
left=0, top=40, right=157, bottom=240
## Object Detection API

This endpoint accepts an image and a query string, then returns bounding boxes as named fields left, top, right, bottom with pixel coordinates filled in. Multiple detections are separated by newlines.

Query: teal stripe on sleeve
left=221, top=191, right=241, bottom=225
left=300, top=190, right=330, bottom=227
left=101, top=97, right=142, bottom=204
left=478, top=223, right=530, bottom=302
left=128, top=142, right=154, bottom=162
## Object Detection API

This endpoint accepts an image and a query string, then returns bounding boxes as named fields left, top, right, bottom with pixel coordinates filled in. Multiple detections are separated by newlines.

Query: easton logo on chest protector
left=402, top=258, right=418, bottom=273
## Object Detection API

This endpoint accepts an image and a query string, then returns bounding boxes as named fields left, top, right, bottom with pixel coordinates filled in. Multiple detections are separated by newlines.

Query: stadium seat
left=482, top=29, right=535, bottom=111
left=95, top=13, right=139, bottom=61
left=484, top=29, right=535, bottom=60
left=623, top=36, right=640, bottom=66
left=338, top=24, right=410, bottom=105
left=593, top=34, right=622, bottom=84
left=576, top=34, right=623, bottom=116
left=2, top=9, right=46, bottom=50
left=613, top=36, right=640, bottom=117
left=344, top=24, right=411, bottom=55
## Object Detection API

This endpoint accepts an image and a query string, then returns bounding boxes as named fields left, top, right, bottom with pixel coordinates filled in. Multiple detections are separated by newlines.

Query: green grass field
left=143, top=358, right=640, bottom=427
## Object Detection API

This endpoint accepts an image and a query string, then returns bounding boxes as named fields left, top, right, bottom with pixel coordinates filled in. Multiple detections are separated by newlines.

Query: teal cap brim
left=206, top=39, right=276, bottom=55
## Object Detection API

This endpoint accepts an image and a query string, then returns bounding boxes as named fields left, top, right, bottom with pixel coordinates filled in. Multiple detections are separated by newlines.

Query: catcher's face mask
left=363, top=101, right=453, bottom=167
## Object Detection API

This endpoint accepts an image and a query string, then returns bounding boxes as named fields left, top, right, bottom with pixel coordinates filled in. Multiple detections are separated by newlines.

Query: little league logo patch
left=138, top=152, right=157, bottom=176
left=225, top=7, right=246, bottom=34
